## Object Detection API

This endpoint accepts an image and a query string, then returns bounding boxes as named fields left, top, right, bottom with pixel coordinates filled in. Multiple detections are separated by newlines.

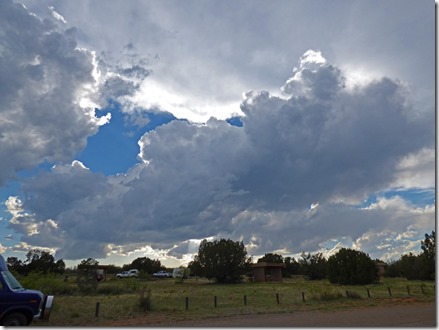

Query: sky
left=0, top=0, right=435, bottom=268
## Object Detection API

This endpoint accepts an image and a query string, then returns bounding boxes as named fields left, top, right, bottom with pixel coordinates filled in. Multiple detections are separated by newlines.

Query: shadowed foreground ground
left=170, top=303, right=436, bottom=327
left=120, top=302, right=435, bottom=327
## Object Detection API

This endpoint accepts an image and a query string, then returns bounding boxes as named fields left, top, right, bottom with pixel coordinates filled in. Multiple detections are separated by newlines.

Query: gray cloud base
left=8, top=50, right=434, bottom=261
left=0, top=1, right=107, bottom=186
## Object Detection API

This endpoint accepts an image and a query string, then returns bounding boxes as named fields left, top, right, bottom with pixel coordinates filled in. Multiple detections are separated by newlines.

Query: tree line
left=6, top=252, right=171, bottom=278
left=188, top=231, right=435, bottom=284
left=6, top=231, right=435, bottom=285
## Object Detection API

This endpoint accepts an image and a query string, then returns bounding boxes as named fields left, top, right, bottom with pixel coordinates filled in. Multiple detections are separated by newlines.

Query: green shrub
left=18, top=272, right=76, bottom=295
left=327, top=248, right=378, bottom=285
left=138, top=287, right=152, bottom=311
left=76, top=269, right=99, bottom=295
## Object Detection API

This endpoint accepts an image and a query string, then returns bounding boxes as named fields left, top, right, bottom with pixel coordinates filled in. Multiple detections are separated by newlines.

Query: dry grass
left=32, top=276, right=435, bottom=326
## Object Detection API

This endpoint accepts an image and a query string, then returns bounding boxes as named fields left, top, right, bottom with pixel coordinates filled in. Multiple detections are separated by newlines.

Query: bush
left=384, top=232, right=435, bottom=281
left=300, top=253, right=327, bottom=280
left=327, top=248, right=378, bottom=285
left=18, top=272, right=76, bottom=295
left=138, top=287, right=152, bottom=311
left=384, top=260, right=401, bottom=278
left=195, top=239, right=249, bottom=283
left=76, top=268, right=99, bottom=294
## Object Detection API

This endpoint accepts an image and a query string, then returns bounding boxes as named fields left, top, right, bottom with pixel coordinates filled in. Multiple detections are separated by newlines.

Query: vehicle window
left=1, top=271, right=23, bottom=290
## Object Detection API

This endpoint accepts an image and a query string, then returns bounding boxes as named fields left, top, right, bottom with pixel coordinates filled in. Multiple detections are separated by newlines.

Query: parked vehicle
left=116, top=269, right=138, bottom=278
left=153, top=270, right=172, bottom=278
left=0, top=255, right=54, bottom=326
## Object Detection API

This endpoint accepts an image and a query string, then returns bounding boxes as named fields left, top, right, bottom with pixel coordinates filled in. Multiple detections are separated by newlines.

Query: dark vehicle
left=0, top=255, right=54, bottom=326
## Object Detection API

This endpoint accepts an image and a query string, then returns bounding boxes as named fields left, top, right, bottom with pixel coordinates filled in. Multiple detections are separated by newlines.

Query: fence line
left=179, top=284, right=434, bottom=310
left=88, top=284, right=434, bottom=314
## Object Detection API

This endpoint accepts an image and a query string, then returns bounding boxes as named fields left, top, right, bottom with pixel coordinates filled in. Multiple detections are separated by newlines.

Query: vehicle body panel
left=0, top=255, right=54, bottom=326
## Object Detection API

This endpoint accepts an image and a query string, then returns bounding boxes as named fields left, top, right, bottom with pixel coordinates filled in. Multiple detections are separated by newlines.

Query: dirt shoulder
left=160, top=302, right=436, bottom=327
left=103, top=301, right=436, bottom=327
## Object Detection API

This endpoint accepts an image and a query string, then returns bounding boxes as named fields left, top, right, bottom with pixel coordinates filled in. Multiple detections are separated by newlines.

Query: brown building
left=251, top=262, right=285, bottom=282
left=376, top=261, right=388, bottom=277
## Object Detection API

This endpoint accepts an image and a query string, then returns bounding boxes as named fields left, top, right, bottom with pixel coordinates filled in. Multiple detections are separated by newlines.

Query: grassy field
left=30, top=276, right=435, bottom=326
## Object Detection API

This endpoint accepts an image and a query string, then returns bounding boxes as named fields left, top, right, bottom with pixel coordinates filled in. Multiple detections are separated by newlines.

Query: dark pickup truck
left=0, top=255, right=54, bottom=326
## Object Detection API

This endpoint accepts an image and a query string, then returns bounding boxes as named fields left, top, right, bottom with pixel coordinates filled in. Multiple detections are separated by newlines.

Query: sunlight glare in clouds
left=0, top=0, right=434, bottom=267
left=341, top=64, right=386, bottom=89
left=130, top=78, right=242, bottom=123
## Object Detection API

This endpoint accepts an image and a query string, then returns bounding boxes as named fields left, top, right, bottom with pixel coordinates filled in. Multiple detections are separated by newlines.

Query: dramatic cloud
left=7, top=51, right=434, bottom=261
left=0, top=1, right=107, bottom=185
left=17, top=0, right=434, bottom=124
left=0, top=1, right=154, bottom=186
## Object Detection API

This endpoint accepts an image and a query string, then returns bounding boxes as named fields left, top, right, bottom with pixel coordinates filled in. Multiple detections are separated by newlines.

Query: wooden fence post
left=276, top=293, right=280, bottom=304
left=95, top=302, right=100, bottom=317
left=366, top=288, right=371, bottom=298
left=407, top=285, right=410, bottom=296
left=345, top=290, right=349, bottom=298
left=301, top=292, right=306, bottom=302
left=185, top=297, right=189, bottom=310
left=387, top=287, right=392, bottom=297
left=214, top=296, right=217, bottom=308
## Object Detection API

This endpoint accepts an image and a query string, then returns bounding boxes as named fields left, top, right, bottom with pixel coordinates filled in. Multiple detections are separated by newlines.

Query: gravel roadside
left=144, top=302, right=436, bottom=327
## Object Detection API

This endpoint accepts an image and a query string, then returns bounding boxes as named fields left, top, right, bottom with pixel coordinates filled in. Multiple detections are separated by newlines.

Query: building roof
left=251, top=262, right=286, bottom=268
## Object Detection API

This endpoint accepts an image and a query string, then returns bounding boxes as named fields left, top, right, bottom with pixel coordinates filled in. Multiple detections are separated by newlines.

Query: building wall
left=252, top=266, right=283, bottom=282
left=268, top=267, right=282, bottom=281
left=253, top=267, right=266, bottom=282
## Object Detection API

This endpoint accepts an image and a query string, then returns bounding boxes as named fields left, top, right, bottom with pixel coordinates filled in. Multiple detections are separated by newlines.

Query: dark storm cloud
left=8, top=51, right=434, bottom=260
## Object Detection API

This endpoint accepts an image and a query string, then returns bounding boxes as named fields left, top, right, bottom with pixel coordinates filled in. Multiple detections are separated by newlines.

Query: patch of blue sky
left=359, top=188, right=435, bottom=208
left=226, top=116, right=243, bottom=127
left=77, top=102, right=176, bottom=176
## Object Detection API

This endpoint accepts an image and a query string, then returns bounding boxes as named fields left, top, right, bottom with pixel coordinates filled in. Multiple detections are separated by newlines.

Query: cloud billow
left=0, top=1, right=151, bottom=187
left=7, top=49, right=434, bottom=261
left=0, top=0, right=110, bottom=185
left=236, top=53, right=432, bottom=211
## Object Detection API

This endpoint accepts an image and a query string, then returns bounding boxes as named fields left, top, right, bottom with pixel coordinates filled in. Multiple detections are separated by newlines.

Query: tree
left=384, top=232, right=435, bottom=281
left=257, top=253, right=284, bottom=263
left=195, top=239, right=249, bottom=283
left=284, top=257, right=301, bottom=277
left=327, top=248, right=378, bottom=285
left=421, top=231, right=435, bottom=258
left=53, top=259, right=66, bottom=274
left=79, top=258, right=99, bottom=267
left=6, top=257, right=25, bottom=275
left=24, top=250, right=65, bottom=274
left=383, top=260, right=402, bottom=278
left=125, top=257, right=162, bottom=275
left=420, top=231, right=435, bottom=280
left=299, top=252, right=327, bottom=280
left=187, top=259, right=203, bottom=277
left=397, top=253, right=424, bottom=280
left=76, top=258, right=100, bottom=294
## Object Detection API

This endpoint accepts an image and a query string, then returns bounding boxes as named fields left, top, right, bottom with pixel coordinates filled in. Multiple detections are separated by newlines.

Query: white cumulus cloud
left=6, top=50, right=434, bottom=262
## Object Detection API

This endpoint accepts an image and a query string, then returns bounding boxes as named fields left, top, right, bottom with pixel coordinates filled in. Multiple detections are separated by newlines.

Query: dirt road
left=148, top=303, right=436, bottom=327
